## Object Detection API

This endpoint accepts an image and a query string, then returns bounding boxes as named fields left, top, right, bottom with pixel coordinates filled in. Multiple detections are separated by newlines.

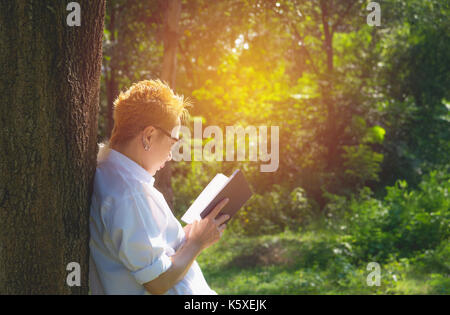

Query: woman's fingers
left=183, top=224, right=192, bottom=238
left=207, top=198, right=229, bottom=219
left=214, top=213, right=230, bottom=226
left=190, top=198, right=230, bottom=249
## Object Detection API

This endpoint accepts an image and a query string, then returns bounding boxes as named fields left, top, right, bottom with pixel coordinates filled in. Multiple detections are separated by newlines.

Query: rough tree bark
left=155, top=0, right=182, bottom=210
left=0, top=0, right=105, bottom=294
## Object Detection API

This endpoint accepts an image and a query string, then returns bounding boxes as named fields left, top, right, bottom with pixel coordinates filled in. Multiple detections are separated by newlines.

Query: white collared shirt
left=89, top=145, right=217, bottom=295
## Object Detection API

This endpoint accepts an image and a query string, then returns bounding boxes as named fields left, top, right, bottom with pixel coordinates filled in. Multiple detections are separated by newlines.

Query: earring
left=142, top=136, right=150, bottom=151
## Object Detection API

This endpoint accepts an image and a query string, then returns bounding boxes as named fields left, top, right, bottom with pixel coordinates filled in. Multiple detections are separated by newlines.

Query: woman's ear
left=144, top=125, right=156, bottom=136
left=141, top=126, right=156, bottom=150
left=143, top=126, right=157, bottom=143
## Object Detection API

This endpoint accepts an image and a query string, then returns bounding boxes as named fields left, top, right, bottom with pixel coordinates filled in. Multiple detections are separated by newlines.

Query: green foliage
left=100, top=0, right=450, bottom=294
left=364, top=126, right=386, bottom=145
left=197, top=227, right=449, bottom=294
left=235, top=186, right=317, bottom=236
left=376, top=0, right=450, bottom=188
left=342, top=144, right=384, bottom=187
left=337, top=170, right=450, bottom=263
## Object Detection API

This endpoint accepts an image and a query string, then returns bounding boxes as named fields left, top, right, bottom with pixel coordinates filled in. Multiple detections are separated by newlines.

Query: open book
left=181, top=169, right=253, bottom=224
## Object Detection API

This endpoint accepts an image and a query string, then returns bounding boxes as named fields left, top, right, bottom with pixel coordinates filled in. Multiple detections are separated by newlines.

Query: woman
left=89, top=80, right=229, bottom=295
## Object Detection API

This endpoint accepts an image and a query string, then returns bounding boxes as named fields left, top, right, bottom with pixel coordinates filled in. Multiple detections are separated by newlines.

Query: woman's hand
left=186, top=198, right=230, bottom=251
left=183, top=224, right=192, bottom=239
left=144, top=200, right=229, bottom=295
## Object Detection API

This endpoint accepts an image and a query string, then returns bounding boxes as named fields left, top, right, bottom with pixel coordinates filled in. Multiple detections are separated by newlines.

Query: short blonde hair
left=110, top=79, right=190, bottom=147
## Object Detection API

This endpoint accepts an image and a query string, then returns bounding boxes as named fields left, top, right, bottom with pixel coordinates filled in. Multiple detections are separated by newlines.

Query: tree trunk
left=0, top=0, right=105, bottom=294
left=155, top=0, right=182, bottom=210
left=320, top=1, right=337, bottom=171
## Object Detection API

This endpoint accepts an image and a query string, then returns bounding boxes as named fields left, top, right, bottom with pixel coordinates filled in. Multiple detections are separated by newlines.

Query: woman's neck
left=111, top=140, right=144, bottom=169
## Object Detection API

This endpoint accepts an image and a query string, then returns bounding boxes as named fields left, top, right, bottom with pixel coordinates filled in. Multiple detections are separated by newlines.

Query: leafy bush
left=408, top=240, right=450, bottom=275
left=235, top=185, right=317, bottom=236
left=341, top=170, right=449, bottom=263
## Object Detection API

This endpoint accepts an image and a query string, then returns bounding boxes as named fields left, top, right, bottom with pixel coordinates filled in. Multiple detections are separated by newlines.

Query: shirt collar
left=108, top=149, right=155, bottom=186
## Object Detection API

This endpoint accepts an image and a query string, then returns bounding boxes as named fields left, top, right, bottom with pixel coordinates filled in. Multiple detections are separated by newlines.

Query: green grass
left=196, top=228, right=449, bottom=295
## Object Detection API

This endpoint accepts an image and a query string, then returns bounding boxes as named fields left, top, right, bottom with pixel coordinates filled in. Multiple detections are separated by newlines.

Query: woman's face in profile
left=146, top=121, right=181, bottom=175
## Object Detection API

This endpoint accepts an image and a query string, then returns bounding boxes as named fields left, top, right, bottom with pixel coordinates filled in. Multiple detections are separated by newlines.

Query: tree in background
left=98, top=0, right=449, bottom=230
left=101, top=0, right=183, bottom=208
left=377, top=0, right=450, bottom=188
left=178, top=0, right=386, bottom=203
left=101, top=0, right=164, bottom=139
left=154, top=0, right=183, bottom=210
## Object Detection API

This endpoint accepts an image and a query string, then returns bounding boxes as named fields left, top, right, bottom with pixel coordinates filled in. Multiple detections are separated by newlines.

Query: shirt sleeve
left=104, top=192, right=173, bottom=285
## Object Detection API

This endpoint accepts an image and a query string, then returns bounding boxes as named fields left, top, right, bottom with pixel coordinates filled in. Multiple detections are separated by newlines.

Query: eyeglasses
left=153, top=125, right=180, bottom=142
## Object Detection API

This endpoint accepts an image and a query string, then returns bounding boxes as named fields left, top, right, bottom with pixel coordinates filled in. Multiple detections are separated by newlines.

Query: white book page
left=181, top=173, right=229, bottom=224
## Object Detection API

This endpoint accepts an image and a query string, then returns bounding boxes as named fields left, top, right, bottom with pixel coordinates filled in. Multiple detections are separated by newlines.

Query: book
left=181, top=169, right=253, bottom=224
